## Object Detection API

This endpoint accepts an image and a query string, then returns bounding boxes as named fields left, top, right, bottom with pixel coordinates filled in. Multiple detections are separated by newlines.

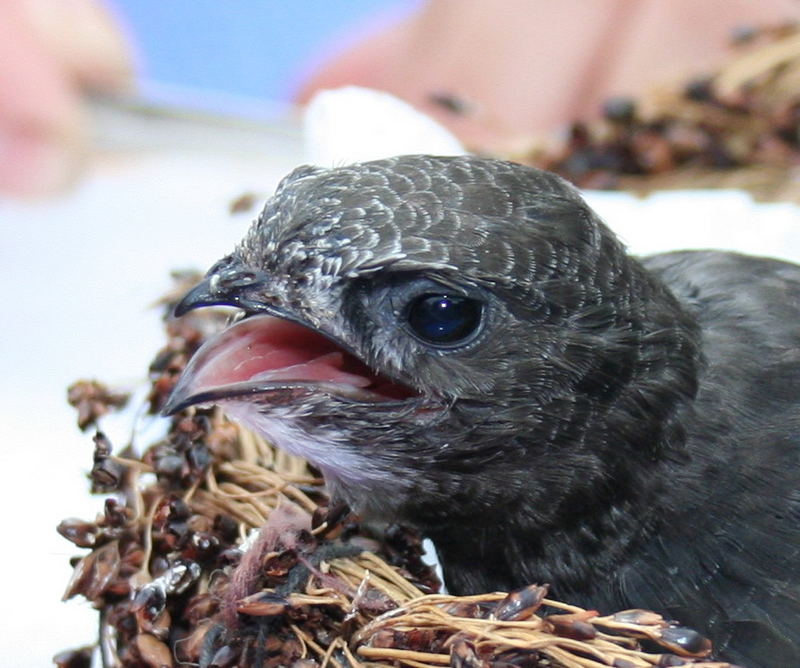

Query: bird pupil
left=407, top=293, right=482, bottom=345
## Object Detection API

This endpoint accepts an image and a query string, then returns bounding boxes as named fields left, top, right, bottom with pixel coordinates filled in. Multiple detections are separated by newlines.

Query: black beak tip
left=160, top=390, right=186, bottom=417
left=160, top=370, right=198, bottom=416
left=173, top=278, right=215, bottom=318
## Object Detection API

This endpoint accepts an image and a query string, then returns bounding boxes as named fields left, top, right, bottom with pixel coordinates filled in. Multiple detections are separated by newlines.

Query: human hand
left=0, top=0, right=132, bottom=197
left=297, top=0, right=800, bottom=152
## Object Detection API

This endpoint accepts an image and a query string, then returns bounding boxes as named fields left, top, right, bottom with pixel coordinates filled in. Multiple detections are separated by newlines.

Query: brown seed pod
left=492, top=584, right=548, bottom=621
left=52, top=646, right=93, bottom=668
left=57, top=518, right=100, bottom=548
left=612, top=608, right=669, bottom=626
left=236, top=591, right=290, bottom=617
left=543, top=614, right=598, bottom=641
left=63, top=540, right=121, bottom=601
left=449, top=638, right=487, bottom=668
left=659, top=625, right=714, bottom=658
left=134, top=632, right=174, bottom=667
left=67, top=380, right=129, bottom=430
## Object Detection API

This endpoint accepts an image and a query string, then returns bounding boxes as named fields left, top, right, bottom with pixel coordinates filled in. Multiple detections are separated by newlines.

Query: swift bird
left=164, top=155, right=800, bottom=664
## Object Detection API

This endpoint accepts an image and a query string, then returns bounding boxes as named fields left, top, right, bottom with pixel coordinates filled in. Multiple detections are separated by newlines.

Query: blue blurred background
left=108, top=0, right=417, bottom=111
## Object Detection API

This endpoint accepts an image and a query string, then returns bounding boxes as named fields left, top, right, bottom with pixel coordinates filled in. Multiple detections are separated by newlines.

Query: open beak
left=162, top=264, right=419, bottom=416
left=162, top=314, right=420, bottom=415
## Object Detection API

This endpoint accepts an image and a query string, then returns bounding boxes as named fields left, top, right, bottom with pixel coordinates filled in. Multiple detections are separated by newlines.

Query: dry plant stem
left=110, top=455, right=153, bottom=472
left=353, top=591, right=722, bottom=666
left=133, top=490, right=161, bottom=586
left=338, top=641, right=364, bottom=667
left=715, top=32, right=800, bottom=96
left=290, top=623, right=329, bottom=663
left=319, top=636, right=343, bottom=668
left=357, top=647, right=450, bottom=664
left=331, top=553, right=425, bottom=600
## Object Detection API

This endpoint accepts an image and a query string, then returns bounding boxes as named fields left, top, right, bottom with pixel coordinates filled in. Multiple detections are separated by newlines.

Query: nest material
left=57, top=279, right=741, bottom=668
left=515, top=22, right=800, bottom=202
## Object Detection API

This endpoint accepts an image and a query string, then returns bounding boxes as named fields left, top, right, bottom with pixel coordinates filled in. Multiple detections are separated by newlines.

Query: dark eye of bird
left=406, top=293, right=484, bottom=346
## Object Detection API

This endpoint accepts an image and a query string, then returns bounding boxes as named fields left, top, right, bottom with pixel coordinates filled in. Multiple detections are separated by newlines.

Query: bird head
left=164, top=156, right=699, bottom=530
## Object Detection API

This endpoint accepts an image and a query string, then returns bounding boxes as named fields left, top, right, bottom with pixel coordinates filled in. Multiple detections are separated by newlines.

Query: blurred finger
left=20, top=0, right=134, bottom=93
left=0, top=0, right=83, bottom=196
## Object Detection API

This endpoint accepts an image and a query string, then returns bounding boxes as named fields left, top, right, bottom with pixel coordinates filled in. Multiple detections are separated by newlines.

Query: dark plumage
left=165, top=155, right=800, bottom=665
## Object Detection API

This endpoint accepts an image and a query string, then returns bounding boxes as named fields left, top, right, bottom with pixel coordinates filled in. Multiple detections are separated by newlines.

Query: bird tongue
left=174, top=314, right=414, bottom=403
left=249, top=351, right=371, bottom=387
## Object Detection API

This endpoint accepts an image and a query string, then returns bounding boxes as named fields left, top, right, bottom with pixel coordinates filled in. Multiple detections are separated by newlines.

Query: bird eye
left=406, top=293, right=484, bottom=346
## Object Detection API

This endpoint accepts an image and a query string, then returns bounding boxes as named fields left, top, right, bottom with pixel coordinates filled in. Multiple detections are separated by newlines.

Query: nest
left=56, top=276, right=740, bottom=668
left=515, top=22, right=800, bottom=202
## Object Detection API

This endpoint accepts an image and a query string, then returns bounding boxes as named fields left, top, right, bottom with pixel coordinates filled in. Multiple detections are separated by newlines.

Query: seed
left=67, top=380, right=129, bottom=430
left=545, top=616, right=597, bottom=641
left=57, top=518, right=99, bottom=548
left=659, top=625, right=713, bottom=657
left=493, top=584, right=548, bottom=621
left=63, top=540, right=121, bottom=601
left=134, top=633, right=174, bottom=667
left=450, top=638, right=486, bottom=668
left=611, top=608, right=666, bottom=626
left=236, top=591, right=291, bottom=616
left=52, top=646, right=93, bottom=668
